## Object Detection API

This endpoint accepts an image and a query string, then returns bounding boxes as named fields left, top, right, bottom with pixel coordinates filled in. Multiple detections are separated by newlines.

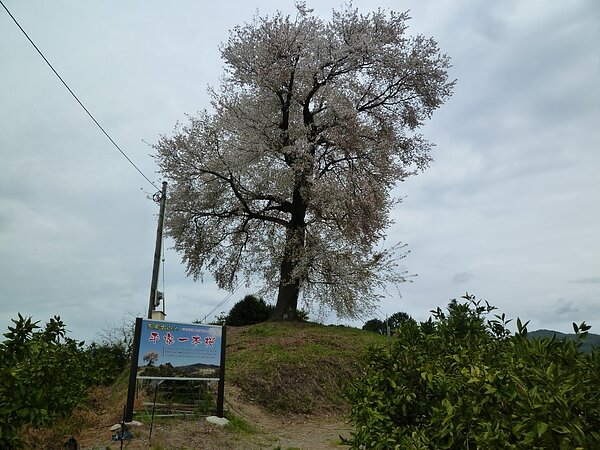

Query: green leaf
left=442, top=398, right=454, bottom=415
left=537, top=422, right=548, bottom=437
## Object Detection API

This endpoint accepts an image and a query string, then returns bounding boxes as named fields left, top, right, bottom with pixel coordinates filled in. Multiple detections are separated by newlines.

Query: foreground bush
left=345, top=295, right=600, bottom=449
left=0, top=315, right=129, bottom=448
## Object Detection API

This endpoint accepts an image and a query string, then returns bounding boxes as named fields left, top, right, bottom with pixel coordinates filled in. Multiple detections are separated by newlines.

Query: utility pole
left=148, top=181, right=167, bottom=319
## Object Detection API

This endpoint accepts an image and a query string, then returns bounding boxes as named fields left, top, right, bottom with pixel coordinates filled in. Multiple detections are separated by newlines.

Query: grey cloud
left=554, top=298, right=580, bottom=316
left=570, top=277, right=600, bottom=284
left=453, top=272, right=474, bottom=284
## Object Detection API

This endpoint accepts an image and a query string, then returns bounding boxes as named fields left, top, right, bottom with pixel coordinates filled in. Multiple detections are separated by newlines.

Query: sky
left=1, top=0, right=598, bottom=343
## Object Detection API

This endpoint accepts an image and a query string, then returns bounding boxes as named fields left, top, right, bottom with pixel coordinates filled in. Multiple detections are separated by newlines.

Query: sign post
left=125, top=319, right=226, bottom=421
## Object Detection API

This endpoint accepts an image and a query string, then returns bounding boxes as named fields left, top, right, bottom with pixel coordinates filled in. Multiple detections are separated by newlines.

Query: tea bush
left=0, top=314, right=130, bottom=448
left=345, top=295, right=600, bottom=449
left=84, top=341, right=130, bottom=386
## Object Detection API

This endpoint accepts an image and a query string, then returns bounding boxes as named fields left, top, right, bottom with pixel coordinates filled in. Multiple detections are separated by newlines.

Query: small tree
left=226, top=295, right=272, bottom=326
left=363, top=312, right=414, bottom=334
left=155, top=4, right=454, bottom=321
left=362, top=318, right=386, bottom=334
left=96, top=316, right=136, bottom=359
left=387, top=311, right=415, bottom=330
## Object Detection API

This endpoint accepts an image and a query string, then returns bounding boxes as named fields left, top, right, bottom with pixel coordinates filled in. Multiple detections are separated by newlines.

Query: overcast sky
left=1, top=0, right=598, bottom=343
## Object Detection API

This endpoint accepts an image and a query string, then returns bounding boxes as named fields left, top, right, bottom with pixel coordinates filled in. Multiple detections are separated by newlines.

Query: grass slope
left=226, top=321, right=386, bottom=414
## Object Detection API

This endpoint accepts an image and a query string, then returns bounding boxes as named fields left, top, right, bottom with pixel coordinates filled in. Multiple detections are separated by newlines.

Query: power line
left=0, top=0, right=159, bottom=191
left=204, top=282, right=244, bottom=323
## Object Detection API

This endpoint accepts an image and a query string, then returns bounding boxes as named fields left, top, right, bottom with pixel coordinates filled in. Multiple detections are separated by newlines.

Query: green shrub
left=362, top=318, right=386, bottom=334
left=215, top=295, right=310, bottom=326
left=0, top=315, right=88, bottom=448
left=226, top=295, right=272, bottom=326
left=84, top=341, right=130, bottom=386
left=345, top=295, right=600, bottom=449
left=363, top=312, right=416, bottom=335
left=0, top=314, right=131, bottom=447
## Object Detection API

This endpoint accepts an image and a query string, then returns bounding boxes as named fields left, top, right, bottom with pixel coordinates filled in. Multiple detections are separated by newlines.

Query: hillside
left=529, top=329, right=600, bottom=353
left=226, top=322, right=386, bottom=414
left=23, top=322, right=386, bottom=449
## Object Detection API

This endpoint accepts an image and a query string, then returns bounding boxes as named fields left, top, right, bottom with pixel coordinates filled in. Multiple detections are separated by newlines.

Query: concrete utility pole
left=147, top=181, right=167, bottom=319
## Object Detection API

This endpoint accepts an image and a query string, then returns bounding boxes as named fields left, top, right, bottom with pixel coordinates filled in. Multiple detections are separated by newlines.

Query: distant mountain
left=528, top=329, right=600, bottom=353
left=138, top=361, right=220, bottom=379
left=176, top=362, right=220, bottom=373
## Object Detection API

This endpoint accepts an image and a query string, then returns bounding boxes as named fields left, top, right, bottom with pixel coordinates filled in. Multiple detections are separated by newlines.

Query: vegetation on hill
left=6, top=297, right=600, bottom=448
left=5, top=315, right=384, bottom=447
left=226, top=321, right=386, bottom=414
left=210, top=294, right=309, bottom=327
left=214, top=295, right=272, bottom=326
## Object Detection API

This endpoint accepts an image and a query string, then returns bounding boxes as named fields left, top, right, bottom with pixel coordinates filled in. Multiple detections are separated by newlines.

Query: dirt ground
left=75, top=384, right=352, bottom=450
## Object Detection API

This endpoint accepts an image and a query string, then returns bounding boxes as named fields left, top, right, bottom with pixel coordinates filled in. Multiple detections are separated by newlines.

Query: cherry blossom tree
left=143, top=351, right=159, bottom=366
left=155, top=4, right=454, bottom=320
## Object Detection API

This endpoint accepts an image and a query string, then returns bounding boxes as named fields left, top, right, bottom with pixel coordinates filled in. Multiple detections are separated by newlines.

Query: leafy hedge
left=345, top=295, right=600, bottom=449
left=0, top=315, right=130, bottom=448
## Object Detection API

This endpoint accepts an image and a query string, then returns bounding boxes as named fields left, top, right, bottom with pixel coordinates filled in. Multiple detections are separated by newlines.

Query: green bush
left=0, top=314, right=131, bottom=448
left=363, top=312, right=416, bottom=335
left=345, top=295, right=600, bottom=449
left=362, top=318, right=387, bottom=334
left=226, top=295, right=272, bottom=326
left=210, top=295, right=310, bottom=326
left=84, top=341, right=130, bottom=386
left=0, top=315, right=86, bottom=447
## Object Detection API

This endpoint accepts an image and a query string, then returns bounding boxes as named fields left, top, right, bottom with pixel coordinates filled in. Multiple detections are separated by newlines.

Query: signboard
left=125, top=318, right=227, bottom=420
left=137, top=320, right=223, bottom=380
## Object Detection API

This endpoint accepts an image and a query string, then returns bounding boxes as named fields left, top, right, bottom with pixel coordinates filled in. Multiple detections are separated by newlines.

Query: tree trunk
left=272, top=226, right=305, bottom=320
left=272, top=142, right=312, bottom=320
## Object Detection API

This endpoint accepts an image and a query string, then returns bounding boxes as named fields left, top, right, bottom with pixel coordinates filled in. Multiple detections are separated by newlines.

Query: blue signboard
left=125, top=318, right=227, bottom=420
left=137, top=319, right=223, bottom=380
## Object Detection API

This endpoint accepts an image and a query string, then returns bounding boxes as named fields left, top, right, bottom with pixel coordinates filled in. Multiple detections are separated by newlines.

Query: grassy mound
left=20, top=321, right=384, bottom=448
left=226, top=322, right=386, bottom=414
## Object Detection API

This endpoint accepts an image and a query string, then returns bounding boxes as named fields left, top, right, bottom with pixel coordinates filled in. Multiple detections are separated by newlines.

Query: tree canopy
left=362, top=318, right=387, bottom=334
left=362, top=311, right=415, bottom=334
left=155, top=4, right=454, bottom=320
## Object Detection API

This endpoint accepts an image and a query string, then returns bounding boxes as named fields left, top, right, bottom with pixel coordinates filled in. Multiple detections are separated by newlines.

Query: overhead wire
left=203, top=281, right=244, bottom=323
left=1, top=2, right=311, bottom=324
left=0, top=0, right=160, bottom=191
